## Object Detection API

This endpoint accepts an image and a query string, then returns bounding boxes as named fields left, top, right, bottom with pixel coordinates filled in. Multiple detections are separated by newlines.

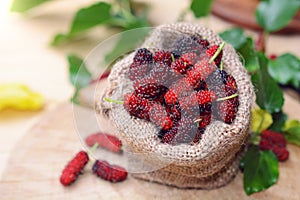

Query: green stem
left=209, top=42, right=225, bottom=64
left=255, top=30, right=269, bottom=53
left=108, top=17, right=128, bottom=29
left=104, top=97, right=124, bottom=104
left=121, top=145, right=125, bottom=152
left=121, top=9, right=136, bottom=22
left=194, top=118, right=202, bottom=123
left=249, top=132, right=260, bottom=145
left=87, top=143, right=99, bottom=159
left=171, top=53, right=175, bottom=62
left=114, top=0, right=136, bottom=26
left=216, top=93, right=238, bottom=101
left=177, top=8, right=189, bottom=22
left=121, top=0, right=131, bottom=13
left=146, top=42, right=154, bottom=49
left=219, top=61, right=224, bottom=71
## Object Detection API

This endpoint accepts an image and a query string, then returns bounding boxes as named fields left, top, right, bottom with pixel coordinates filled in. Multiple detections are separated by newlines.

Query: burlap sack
left=96, top=22, right=254, bottom=189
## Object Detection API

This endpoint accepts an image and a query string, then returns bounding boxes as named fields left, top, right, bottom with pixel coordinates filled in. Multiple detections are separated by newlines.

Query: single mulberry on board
left=92, top=160, right=128, bottom=183
left=259, top=130, right=289, bottom=162
left=85, top=132, right=123, bottom=154
left=60, top=151, right=89, bottom=186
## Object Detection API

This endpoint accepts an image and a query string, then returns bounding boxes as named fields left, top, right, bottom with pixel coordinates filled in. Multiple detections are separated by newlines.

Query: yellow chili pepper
left=0, top=83, right=44, bottom=111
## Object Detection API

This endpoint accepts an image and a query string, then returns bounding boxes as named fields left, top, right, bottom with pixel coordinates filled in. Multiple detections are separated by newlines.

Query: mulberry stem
left=104, top=97, right=124, bottom=105
left=209, top=42, right=225, bottom=64
left=87, top=143, right=99, bottom=160
left=194, top=118, right=202, bottom=123
left=219, top=61, right=224, bottom=71
left=216, top=93, right=238, bottom=101
left=171, top=53, right=175, bottom=62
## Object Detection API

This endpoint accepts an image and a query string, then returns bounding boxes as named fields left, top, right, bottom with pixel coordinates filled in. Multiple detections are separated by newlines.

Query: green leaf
left=67, top=54, right=92, bottom=89
left=219, top=28, right=247, bottom=49
left=71, top=89, right=80, bottom=104
left=219, top=28, right=259, bottom=72
left=50, top=34, right=69, bottom=46
left=105, top=28, right=150, bottom=63
left=283, top=119, right=300, bottom=146
left=284, top=126, right=300, bottom=146
left=11, top=0, right=52, bottom=12
left=251, top=108, right=273, bottom=133
left=238, top=38, right=260, bottom=73
left=243, top=146, right=279, bottom=195
left=67, top=54, right=92, bottom=104
left=190, top=0, right=214, bottom=18
left=251, top=53, right=284, bottom=113
left=51, top=2, right=112, bottom=45
left=268, top=53, right=300, bottom=89
left=69, top=2, right=112, bottom=35
left=283, top=119, right=300, bottom=131
left=255, top=0, right=300, bottom=32
left=269, top=111, right=287, bottom=132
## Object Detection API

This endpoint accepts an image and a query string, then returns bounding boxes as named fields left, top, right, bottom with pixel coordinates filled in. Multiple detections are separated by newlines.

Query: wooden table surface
left=0, top=0, right=300, bottom=198
left=0, top=100, right=299, bottom=199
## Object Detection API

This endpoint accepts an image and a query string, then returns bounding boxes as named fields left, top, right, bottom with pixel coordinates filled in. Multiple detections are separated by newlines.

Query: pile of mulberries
left=124, top=34, right=239, bottom=145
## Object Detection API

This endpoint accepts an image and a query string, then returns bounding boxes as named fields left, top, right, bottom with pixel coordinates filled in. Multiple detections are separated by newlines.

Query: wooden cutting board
left=1, top=95, right=300, bottom=199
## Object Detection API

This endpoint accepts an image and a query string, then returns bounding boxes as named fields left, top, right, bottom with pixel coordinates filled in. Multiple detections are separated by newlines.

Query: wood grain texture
left=0, top=94, right=300, bottom=199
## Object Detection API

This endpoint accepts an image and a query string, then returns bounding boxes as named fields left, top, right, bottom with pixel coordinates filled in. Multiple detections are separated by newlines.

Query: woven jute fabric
left=96, top=22, right=254, bottom=189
